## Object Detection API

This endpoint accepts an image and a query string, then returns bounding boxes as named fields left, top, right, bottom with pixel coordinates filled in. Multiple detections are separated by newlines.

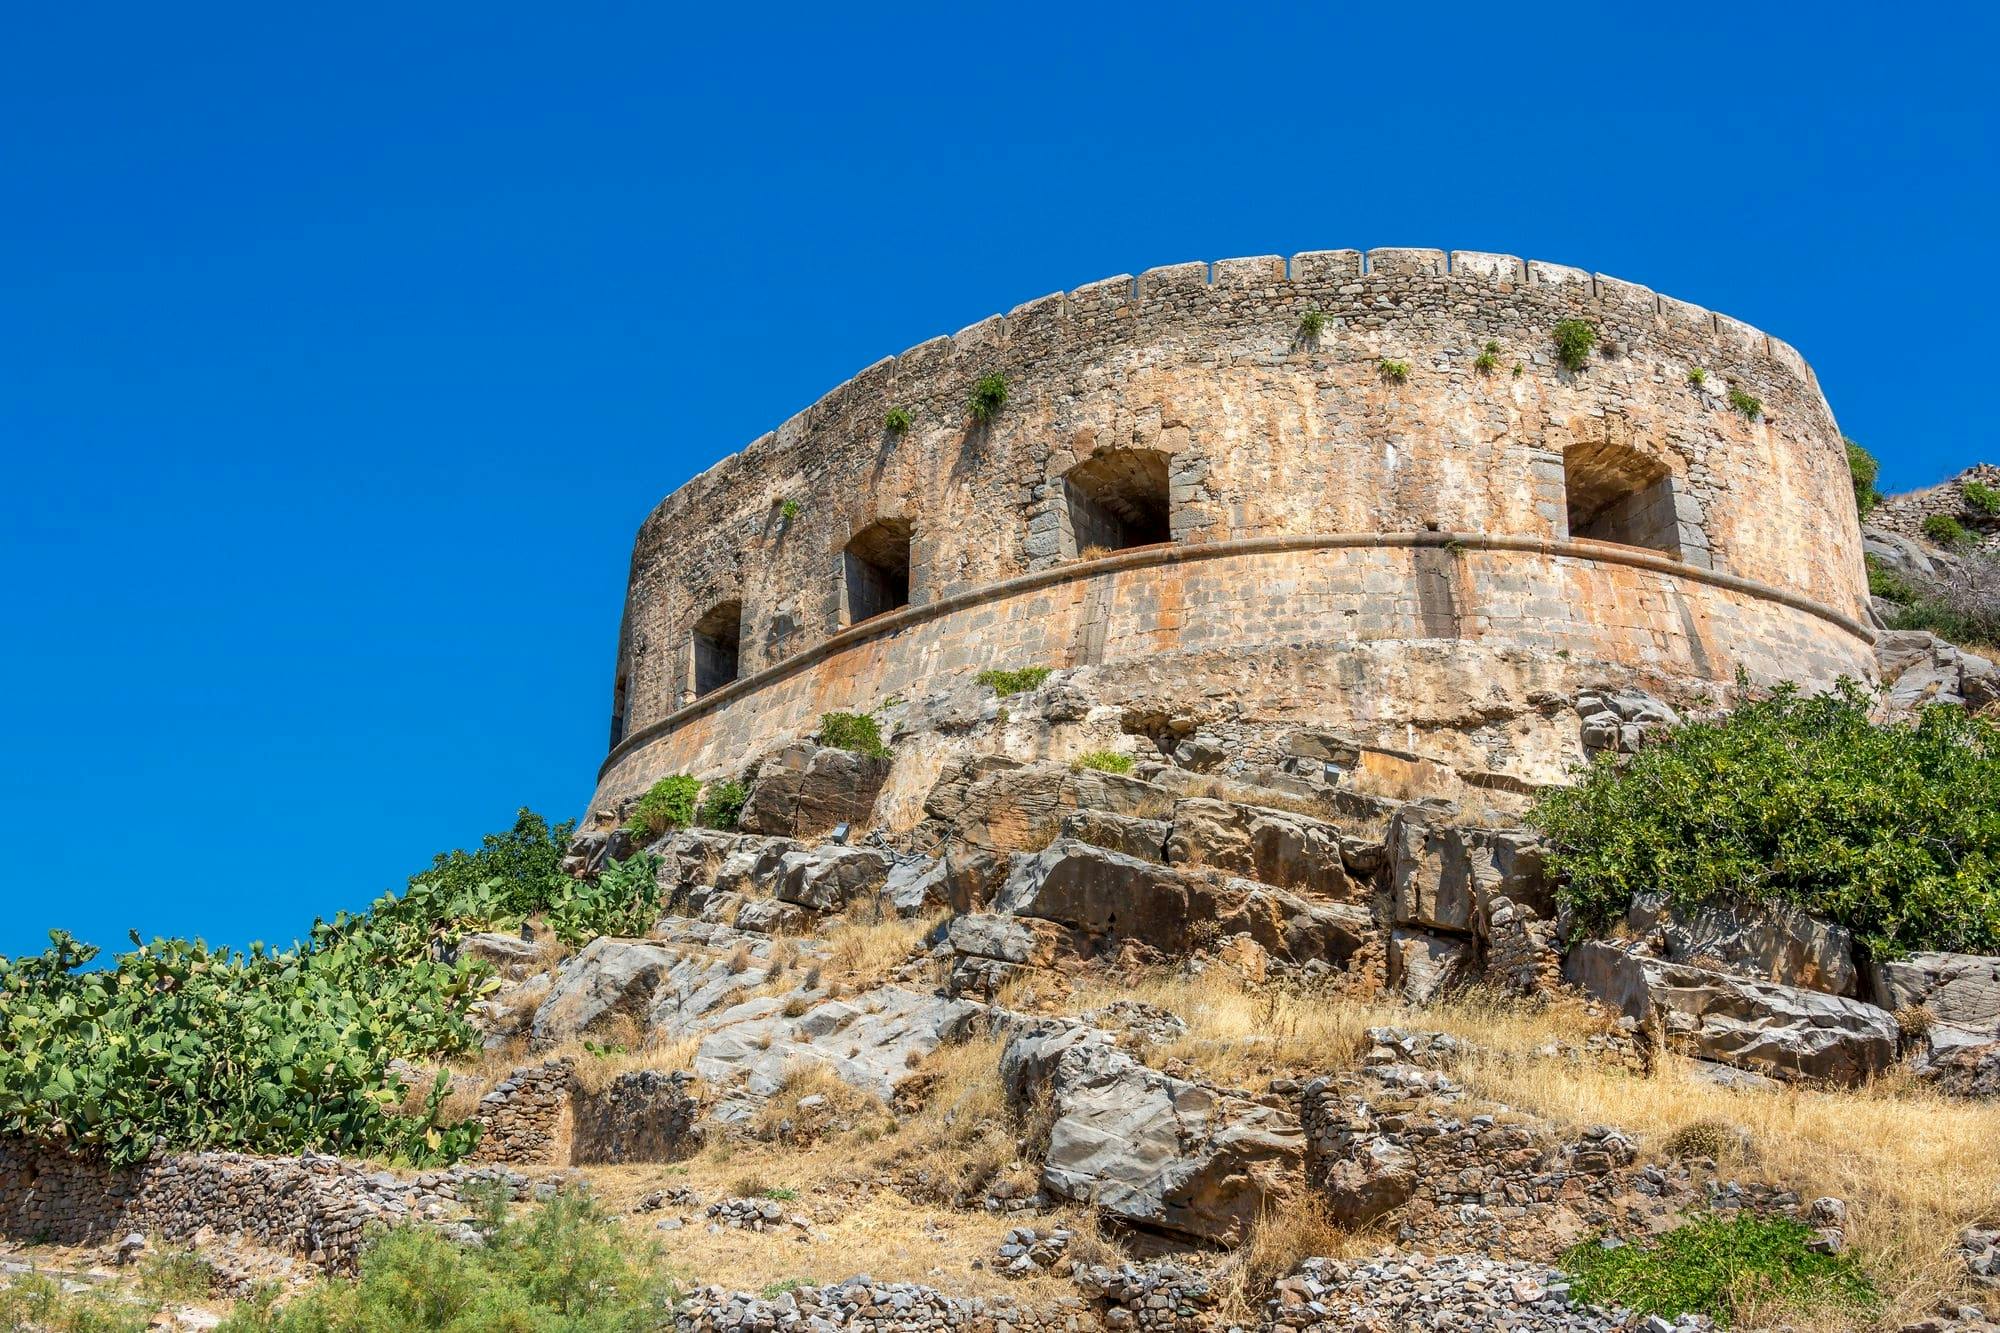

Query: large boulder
left=1387, top=805, right=1553, bottom=935
left=773, top=846, right=891, bottom=912
left=993, top=839, right=1369, bottom=964
left=531, top=939, right=679, bottom=1047
left=692, top=986, right=982, bottom=1107
left=1566, top=941, right=1897, bottom=1084
left=1002, top=1025, right=1301, bottom=1243
left=1388, top=929, right=1475, bottom=1005
left=947, top=913, right=1069, bottom=966
left=922, top=756, right=1175, bottom=853
left=738, top=743, right=892, bottom=837
left=1165, top=798, right=1361, bottom=900
left=1869, top=952, right=2000, bottom=1038
left=1628, top=897, right=1859, bottom=996
left=1875, top=631, right=2000, bottom=715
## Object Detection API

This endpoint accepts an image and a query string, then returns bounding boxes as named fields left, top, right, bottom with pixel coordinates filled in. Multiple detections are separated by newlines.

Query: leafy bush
left=1297, top=308, right=1327, bottom=340
left=218, top=1188, right=675, bottom=1332
left=0, top=808, right=583, bottom=1167
left=1845, top=440, right=1882, bottom=517
left=697, top=779, right=748, bottom=830
left=1552, top=318, right=1597, bottom=371
left=1687, top=366, right=1708, bottom=387
left=548, top=852, right=663, bottom=948
left=1728, top=386, right=1763, bottom=420
left=1474, top=340, right=1501, bottom=373
left=1924, top=513, right=1974, bottom=548
left=624, top=775, right=700, bottom=840
left=1531, top=680, right=2000, bottom=959
left=1964, top=480, right=2000, bottom=518
left=779, top=497, right=800, bottom=522
left=967, top=373, right=1008, bottom=424
left=1071, top=750, right=1135, bottom=774
left=1564, top=1212, right=1876, bottom=1325
left=1378, top=358, right=1411, bottom=382
left=976, top=666, right=1051, bottom=695
left=819, top=710, right=890, bottom=758
left=883, top=406, right=912, bottom=435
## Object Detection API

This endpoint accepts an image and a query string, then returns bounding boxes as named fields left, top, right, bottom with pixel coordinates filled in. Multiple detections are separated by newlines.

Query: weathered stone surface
left=1388, top=804, right=1553, bottom=934
left=773, top=846, right=890, bottom=912
left=882, top=856, right=947, bottom=916
left=530, top=938, right=679, bottom=1047
left=571, top=1069, right=702, bottom=1165
left=738, top=743, right=891, bottom=837
left=1389, top=928, right=1475, bottom=1004
left=692, top=986, right=981, bottom=1106
left=1869, top=952, right=2000, bottom=1037
left=947, top=913, right=1068, bottom=966
left=1165, top=798, right=1360, bottom=900
left=1629, top=897, right=1859, bottom=996
left=922, top=756, right=1177, bottom=854
left=993, top=839, right=1369, bottom=964
left=1059, top=808, right=1171, bottom=862
left=732, top=897, right=812, bottom=934
left=1575, top=687, right=1680, bottom=759
left=1876, top=629, right=2000, bottom=716
left=1002, top=1025, right=1301, bottom=1243
left=1567, top=941, right=1897, bottom=1084
left=451, top=931, right=544, bottom=978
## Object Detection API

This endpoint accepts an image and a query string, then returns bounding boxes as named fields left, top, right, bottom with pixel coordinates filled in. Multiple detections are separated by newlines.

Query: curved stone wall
left=595, top=248, right=1870, bottom=808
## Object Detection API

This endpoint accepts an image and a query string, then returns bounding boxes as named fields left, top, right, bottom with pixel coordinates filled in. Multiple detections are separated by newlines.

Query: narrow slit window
left=1063, top=449, right=1171, bottom=558
left=844, top=519, right=912, bottom=624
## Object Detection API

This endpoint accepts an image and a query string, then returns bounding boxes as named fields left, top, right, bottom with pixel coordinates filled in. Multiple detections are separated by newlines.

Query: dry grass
left=1212, top=1192, right=1379, bottom=1321
left=751, top=1061, right=895, bottom=1142
left=816, top=906, right=945, bottom=990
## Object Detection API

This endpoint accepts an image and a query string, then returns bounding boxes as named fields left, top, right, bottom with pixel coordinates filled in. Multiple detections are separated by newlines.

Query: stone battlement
left=592, top=248, right=1871, bottom=812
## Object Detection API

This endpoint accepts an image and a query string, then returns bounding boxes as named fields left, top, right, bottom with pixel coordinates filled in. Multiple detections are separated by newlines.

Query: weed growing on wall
left=976, top=666, right=1052, bottom=695
left=1551, top=319, right=1597, bottom=371
left=883, top=406, right=912, bottom=435
left=1728, top=386, right=1763, bottom=420
left=1687, top=366, right=1708, bottom=387
left=1297, top=308, right=1327, bottom=341
left=1473, top=340, right=1501, bottom=373
left=779, top=498, right=800, bottom=522
left=1071, top=750, right=1135, bottom=774
left=697, top=779, right=748, bottom=830
left=1532, top=679, right=2000, bottom=959
left=1964, top=480, right=2000, bottom=518
left=967, top=374, right=1008, bottom=424
left=1924, top=513, right=1974, bottom=548
left=1845, top=440, right=1882, bottom=517
left=1378, top=358, right=1411, bottom=383
left=819, top=711, right=890, bottom=758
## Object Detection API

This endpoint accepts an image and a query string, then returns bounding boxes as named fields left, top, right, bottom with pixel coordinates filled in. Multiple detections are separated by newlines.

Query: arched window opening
left=608, top=672, right=629, bottom=748
left=1064, top=449, right=1171, bottom=557
left=691, top=600, right=743, bottom=697
left=844, top=519, right=912, bottom=624
left=1563, top=441, right=1684, bottom=557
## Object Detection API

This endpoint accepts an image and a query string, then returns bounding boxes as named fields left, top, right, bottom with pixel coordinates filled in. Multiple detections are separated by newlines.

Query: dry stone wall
left=596, top=248, right=1870, bottom=810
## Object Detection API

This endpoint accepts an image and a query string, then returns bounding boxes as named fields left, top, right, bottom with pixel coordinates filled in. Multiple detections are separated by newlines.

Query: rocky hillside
left=4, top=654, right=2000, bottom=1331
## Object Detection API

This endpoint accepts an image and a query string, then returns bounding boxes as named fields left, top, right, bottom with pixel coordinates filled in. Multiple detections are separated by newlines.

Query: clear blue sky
left=4, top=5, right=1994, bottom=959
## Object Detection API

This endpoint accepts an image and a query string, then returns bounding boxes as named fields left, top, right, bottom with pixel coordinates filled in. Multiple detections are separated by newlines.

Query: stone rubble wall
left=0, top=1141, right=528, bottom=1273
left=596, top=248, right=1868, bottom=812
left=1870, top=463, right=2000, bottom=544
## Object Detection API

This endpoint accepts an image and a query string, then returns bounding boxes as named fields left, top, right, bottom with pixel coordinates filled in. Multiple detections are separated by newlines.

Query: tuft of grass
left=1378, top=358, right=1411, bottom=382
left=1846, top=440, right=1882, bottom=517
left=1070, top=749, right=1134, bottom=774
left=883, top=406, right=912, bottom=435
left=1687, top=366, right=1708, bottom=387
left=967, top=373, right=1008, bottom=424
left=1473, top=340, right=1501, bottom=373
left=1552, top=318, right=1597, bottom=371
left=1511, top=361, right=1525, bottom=377
left=1661, top=1119, right=1737, bottom=1160
left=136, top=1247, right=218, bottom=1302
left=975, top=666, right=1051, bottom=696
left=0, top=1273, right=154, bottom=1333
left=1728, top=385, right=1763, bottom=419
left=818, top=710, right=890, bottom=759
left=1564, top=1212, right=1877, bottom=1327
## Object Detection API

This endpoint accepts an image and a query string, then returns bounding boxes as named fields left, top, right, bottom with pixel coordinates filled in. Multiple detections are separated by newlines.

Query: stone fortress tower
left=590, top=248, right=1872, bottom=814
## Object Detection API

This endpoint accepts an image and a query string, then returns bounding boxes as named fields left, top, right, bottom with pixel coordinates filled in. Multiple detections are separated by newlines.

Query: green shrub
left=1297, top=308, right=1327, bottom=340
left=1864, top=553, right=1922, bottom=604
left=624, top=774, right=701, bottom=840
left=819, top=711, right=890, bottom=758
left=1473, top=340, right=1501, bottom=373
left=1531, top=680, right=2000, bottom=959
left=1552, top=319, right=1597, bottom=371
left=218, top=1188, right=675, bottom=1332
left=1844, top=440, right=1881, bottom=517
left=1964, top=480, right=2000, bottom=517
left=137, top=1249, right=218, bottom=1302
left=1378, top=358, right=1411, bottom=382
left=1923, top=513, right=1973, bottom=547
left=1511, top=361, right=1524, bottom=377
left=548, top=852, right=663, bottom=948
left=1728, top=386, right=1763, bottom=420
left=697, top=779, right=748, bottom=830
left=1687, top=366, right=1708, bottom=387
left=1878, top=546, right=2000, bottom=649
left=883, top=406, right=912, bottom=435
left=1564, top=1212, right=1876, bottom=1325
left=779, top=498, right=800, bottom=522
left=967, top=373, right=1009, bottom=424
left=1071, top=749, right=1135, bottom=774
left=0, top=1272, right=153, bottom=1333
left=976, top=666, right=1052, bottom=695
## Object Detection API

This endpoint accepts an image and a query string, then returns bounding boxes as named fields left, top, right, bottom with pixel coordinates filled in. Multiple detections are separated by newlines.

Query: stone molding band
left=598, top=533, right=1876, bottom=782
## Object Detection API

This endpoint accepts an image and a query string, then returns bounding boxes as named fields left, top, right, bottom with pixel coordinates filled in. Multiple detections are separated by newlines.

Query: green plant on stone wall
left=1297, top=308, right=1327, bottom=341
left=1845, top=440, right=1882, bottom=518
left=1924, top=513, right=1974, bottom=548
left=1379, top=358, right=1411, bottom=383
left=819, top=710, right=890, bottom=758
left=779, top=498, right=800, bottom=522
left=1964, top=480, right=2000, bottom=518
left=883, top=406, right=912, bottom=435
left=1728, top=386, right=1763, bottom=420
left=1071, top=749, right=1135, bottom=774
left=967, top=374, right=1009, bottom=424
left=624, top=774, right=701, bottom=841
left=697, top=779, right=748, bottom=830
left=1473, top=340, right=1501, bottom=373
left=1511, top=361, right=1525, bottom=377
left=1686, top=366, right=1708, bottom=387
left=1552, top=318, right=1597, bottom=371
left=976, top=666, right=1052, bottom=695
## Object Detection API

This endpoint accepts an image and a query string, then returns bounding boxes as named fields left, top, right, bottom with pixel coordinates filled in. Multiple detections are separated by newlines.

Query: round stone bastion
left=591, top=247, right=1872, bottom=813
